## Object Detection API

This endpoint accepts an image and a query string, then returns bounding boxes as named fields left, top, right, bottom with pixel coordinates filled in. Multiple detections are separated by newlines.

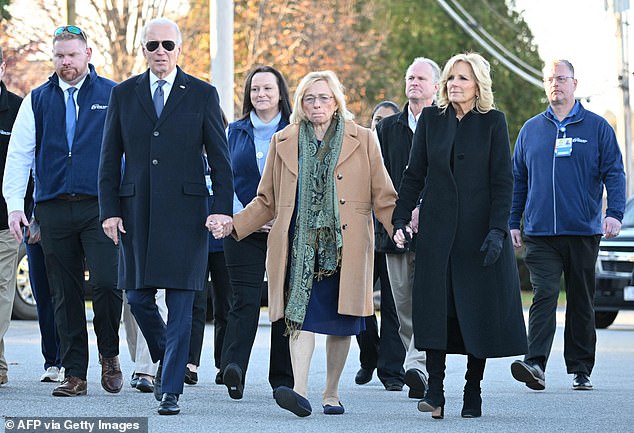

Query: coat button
left=342, top=224, right=347, bottom=230
left=153, top=131, right=159, bottom=137
left=339, top=198, right=345, bottom=204
left=152, top=159, right=159, bottom=165
left=457, top=153, right=465, bottom=160
left=337, top=173, right=343, bottom=180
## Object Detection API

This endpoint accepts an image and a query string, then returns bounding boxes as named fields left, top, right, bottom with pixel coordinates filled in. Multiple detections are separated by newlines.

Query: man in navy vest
left=2, top=26, right=122, bottom=397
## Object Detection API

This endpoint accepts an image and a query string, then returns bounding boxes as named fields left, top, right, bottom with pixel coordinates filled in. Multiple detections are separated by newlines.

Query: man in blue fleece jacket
left=509, top=59, right=625, bottom=392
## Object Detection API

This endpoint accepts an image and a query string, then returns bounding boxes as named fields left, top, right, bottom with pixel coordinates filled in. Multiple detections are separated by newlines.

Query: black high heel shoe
left=417, top=396, right=445, bottom=419
left=461, top=387, right=482, bottom=418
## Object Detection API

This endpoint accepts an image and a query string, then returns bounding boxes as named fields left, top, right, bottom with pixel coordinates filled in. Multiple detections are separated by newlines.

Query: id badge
left=554, top=138, right=572, bottom=157
left=205, top=174, right=213, bottom=195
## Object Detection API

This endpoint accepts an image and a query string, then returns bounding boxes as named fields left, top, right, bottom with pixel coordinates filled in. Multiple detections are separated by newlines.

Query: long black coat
left=392, top=105, right=527, bottom=359
left=98, top=67, right=233, bottom=291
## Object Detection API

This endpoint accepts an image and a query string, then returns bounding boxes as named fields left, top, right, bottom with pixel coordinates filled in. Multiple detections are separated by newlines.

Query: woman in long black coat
left=392, top=53, right=527, bottom=419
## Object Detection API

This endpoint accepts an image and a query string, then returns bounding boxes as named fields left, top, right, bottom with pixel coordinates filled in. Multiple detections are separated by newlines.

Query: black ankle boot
left=461, top=354, right=485, bottom=418
left=461, top=385, right=482, bottom=418
left=418, top=350, right=446, bottom=419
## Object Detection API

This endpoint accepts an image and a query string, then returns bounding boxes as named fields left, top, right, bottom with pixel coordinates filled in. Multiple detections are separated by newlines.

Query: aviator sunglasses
left=53, top=25, right=87, bottom=39
left=145, top=40, right=176, bottom=52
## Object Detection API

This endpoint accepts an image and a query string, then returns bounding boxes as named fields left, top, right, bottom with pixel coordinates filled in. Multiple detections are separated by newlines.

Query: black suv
left=594, top=198, right=634, bottom=328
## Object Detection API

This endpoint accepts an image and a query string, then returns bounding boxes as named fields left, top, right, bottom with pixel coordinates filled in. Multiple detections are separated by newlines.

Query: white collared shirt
left=149, top=68, right=177, bottom=106
left=408, top=107, right=420, bottom=133
left=2, top=74, right=87, bottom=213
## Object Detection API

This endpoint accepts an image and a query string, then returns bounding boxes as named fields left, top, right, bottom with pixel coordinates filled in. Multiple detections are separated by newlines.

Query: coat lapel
left=276, top=125, right=299, bottom=176
left=134, top=71, right=157, bottom=122
left=336, top=121, right=360, bottom=167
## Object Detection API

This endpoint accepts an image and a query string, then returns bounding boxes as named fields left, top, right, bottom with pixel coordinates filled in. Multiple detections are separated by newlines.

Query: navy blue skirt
left=300, top=271, right=365, bottom=336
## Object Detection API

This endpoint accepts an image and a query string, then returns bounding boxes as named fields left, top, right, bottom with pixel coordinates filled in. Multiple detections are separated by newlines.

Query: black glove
left=479, top=228, right=505, bottom=266
left=393, top=222, right=411, bottom=248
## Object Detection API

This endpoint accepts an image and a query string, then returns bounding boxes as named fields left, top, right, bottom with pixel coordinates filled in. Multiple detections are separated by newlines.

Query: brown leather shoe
left=52, top=376, right=87, bottom=396
left=100, top=355, right=123, bottom=393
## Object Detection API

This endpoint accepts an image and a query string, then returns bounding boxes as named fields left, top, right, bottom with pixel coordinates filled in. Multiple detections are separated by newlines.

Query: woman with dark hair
left=220, top=66, right=294, bottom=400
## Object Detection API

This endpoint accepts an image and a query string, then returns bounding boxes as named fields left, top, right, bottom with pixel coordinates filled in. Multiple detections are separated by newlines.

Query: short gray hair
left=405, top=57, right=441, bottom=84
left=546, top=59, right=575, bottom=77
left=141, top=17, right=182, bottom=45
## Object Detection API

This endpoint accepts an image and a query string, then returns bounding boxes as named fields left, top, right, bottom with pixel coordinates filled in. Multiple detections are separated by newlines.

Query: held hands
left=480, top=228, right=505, bottom=266
left=207, top=214, right=233, bottom=239
left=393, top=223, right=413, bottom=249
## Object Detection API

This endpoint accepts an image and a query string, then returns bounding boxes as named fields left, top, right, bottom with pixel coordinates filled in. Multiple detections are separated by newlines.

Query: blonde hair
left=290, top=70, right=354, bottom=124
left=437, top=52, right=495, bottom=114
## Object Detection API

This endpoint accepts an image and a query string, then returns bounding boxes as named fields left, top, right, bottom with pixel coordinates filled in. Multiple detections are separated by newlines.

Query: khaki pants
left=0, top=229, right=20, bottom=373
left=386, top=251, right=426, bottom=372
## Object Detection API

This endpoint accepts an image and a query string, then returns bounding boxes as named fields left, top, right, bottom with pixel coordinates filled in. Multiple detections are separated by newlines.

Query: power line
left=449, top=0, right=542, bottom=77
left=436, top=0, right=544, bottom=88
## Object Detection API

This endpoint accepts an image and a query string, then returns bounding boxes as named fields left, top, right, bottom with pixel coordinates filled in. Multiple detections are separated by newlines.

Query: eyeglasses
left=145, top=40, right=176, bottom=52
left=53, top=26, right=87, bottom=40
left=303, top=95, right=334, bottom=105
left=543, top=76, right=574, bottom=84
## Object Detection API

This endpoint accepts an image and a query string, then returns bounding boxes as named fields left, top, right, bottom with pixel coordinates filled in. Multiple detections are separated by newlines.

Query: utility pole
left=608, top=0, right=632, bottom=196
left=210, top=0, right=235, bottom=123
left=66, top=0, right=76, bottom=24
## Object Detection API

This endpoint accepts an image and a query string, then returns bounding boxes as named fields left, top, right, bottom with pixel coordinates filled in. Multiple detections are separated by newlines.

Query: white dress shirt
left=2, top=75, right=86, bottom=213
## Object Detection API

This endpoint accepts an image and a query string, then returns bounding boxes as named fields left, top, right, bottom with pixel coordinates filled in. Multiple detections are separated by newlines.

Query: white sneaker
left=59, top=367, right=65, bottom=382
left=40, top=366, right=61, bottom=382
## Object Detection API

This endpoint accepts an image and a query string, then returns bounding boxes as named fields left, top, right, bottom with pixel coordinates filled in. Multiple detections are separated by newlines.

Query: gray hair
left=141, top=17, right=182, bottom=45
left=546, top=59, right=575, bottom=77
left=405, top=57, right=441, bottom=84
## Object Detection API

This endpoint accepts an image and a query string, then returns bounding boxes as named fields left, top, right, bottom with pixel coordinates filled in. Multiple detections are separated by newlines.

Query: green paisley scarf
left=285, top=112, right=344, bottom=335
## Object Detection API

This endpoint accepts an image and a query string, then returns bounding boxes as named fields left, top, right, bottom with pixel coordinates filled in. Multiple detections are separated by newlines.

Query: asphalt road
left=1, top=310, right=633, bottom=433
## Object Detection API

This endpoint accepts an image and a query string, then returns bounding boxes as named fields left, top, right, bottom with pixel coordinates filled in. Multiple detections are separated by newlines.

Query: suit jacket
left=99, top=67, right=233, bottom=291
left=233, top=120, right=397, bottom=321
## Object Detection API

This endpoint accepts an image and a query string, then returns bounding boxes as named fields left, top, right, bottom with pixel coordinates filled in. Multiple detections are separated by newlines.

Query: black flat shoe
left=223, top=363, right=244, bottom=400
left=135, top=377, right=154, bottom=393
left=215, top=370, right=224, bottom=385
left=404, top=368, right=428, bottom=399
left=184, top=368, right=198, bottom=385
left=355, top=367, right=374, bottom=385
left=323, top=402, right=345, bottom=415
left=273, top=386, right=312, bottom=417
left=158, top=393, right=180, bottom=415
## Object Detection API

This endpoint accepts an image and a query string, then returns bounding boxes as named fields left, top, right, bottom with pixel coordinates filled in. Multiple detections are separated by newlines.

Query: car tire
left=12, top=244, right=38, bottom=320
left=595, top=311, right=618, bottom=329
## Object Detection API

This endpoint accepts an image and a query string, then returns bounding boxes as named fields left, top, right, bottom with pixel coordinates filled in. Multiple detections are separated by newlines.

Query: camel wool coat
left=233, top=120, right=397, bottom=322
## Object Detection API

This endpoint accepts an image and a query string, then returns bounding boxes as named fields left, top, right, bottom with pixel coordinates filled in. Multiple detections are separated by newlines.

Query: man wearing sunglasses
left=3, top=27, right=123, bottom=397
left=98, top=17, right=233, bottom=416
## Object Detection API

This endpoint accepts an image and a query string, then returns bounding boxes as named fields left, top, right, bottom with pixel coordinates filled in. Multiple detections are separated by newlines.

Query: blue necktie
left=153, top=80, right=166, bottom=117
left=65, top=87, right=77, bottom=150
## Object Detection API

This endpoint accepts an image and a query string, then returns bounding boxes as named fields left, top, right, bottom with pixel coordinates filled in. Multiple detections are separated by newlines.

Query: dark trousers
left=26, top=241, right=60, bottom=370
left=221, top=234, right=293, bottom=390
left=36, top=198, right=121, bottom=380
left=127, top=288, right=195, bottom=395
left=188, top=251, right=232, bottom=369
left=356, top=252, right=405, bottom=384
left=523, top=235, right=600, bottom=375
